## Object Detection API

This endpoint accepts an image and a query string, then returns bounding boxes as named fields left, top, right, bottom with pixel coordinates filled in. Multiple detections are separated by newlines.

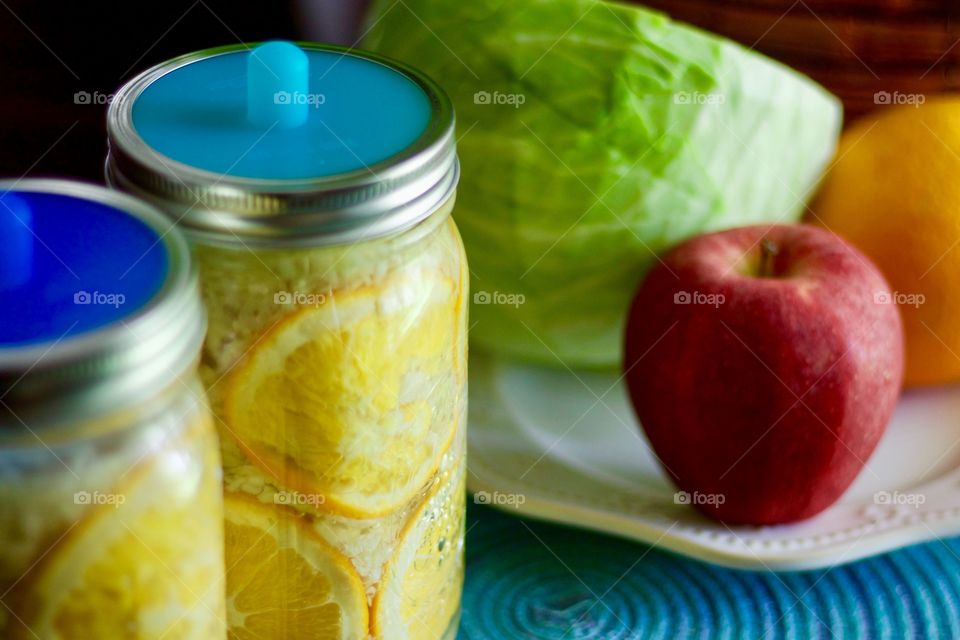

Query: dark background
left=2, top=0, right=957, bottom=180
left=0, top=1, right=369, bottom=182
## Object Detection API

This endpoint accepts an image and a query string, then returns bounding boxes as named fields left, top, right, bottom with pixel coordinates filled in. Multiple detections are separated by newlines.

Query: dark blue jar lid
left=0, top=185, right=169, bottom=346
left=0, top=180, right=205, bottom=430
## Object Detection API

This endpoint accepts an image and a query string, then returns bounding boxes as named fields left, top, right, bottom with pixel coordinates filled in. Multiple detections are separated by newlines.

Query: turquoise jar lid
left=106, top=42, right=458, bottom=248
left=130, top=41, right=433, bottom=180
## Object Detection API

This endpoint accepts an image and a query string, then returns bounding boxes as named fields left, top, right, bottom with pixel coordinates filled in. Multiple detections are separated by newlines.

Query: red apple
left=624, top=224, right=903, bottom=525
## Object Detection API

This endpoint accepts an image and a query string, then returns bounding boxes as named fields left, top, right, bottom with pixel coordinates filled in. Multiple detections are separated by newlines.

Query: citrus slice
left=372, top=460, right=466, bottom=640
left=223, top=269, right=460, bottom=518
left=9, top=419, right=225, bottom=639
left=224, top=492, right=368, bottom=639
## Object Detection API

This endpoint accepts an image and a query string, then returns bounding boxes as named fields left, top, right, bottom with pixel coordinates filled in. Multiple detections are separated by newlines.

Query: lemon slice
left=372, top=460, right=466, bottom=640
left=224, top=492, right=368, bottom=639
left=10, top=420, right=225, bottom=639
left=223, top=269, right=460, bottom=518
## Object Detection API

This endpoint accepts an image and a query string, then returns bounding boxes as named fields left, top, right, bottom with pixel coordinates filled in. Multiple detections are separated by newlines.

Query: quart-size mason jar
left=106, top=42, right=467, bottom=640
left=0, top=180, right=225, bottom=639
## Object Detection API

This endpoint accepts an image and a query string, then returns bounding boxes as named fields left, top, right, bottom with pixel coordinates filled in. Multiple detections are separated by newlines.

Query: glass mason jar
left=0, top=181, right=225, bottom=639
left=107, top=43, right=467, bottom=640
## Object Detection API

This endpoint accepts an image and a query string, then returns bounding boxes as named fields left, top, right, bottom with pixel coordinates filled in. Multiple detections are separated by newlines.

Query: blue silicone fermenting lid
left=107, top=42, right=458, bottom=247
left=130, top=41, right=433, bottom=180
left=0, top=186, right=169, bottom=346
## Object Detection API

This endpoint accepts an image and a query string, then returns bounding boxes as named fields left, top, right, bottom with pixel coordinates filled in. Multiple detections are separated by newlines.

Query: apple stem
left=759, top=238, right=779, bottom=277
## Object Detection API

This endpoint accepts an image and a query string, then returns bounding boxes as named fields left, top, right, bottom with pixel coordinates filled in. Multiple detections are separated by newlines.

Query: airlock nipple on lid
left=247, top=41, right=309, bottom=129
left=0, top=194, right=32, bottom=290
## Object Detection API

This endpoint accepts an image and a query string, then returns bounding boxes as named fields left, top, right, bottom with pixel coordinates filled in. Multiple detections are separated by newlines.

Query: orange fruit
left=223, top=268, right=460, bottom=518
left=223, top=492, right=368, bottom=639
left=371, top=460, right=465, bottom=640
left=811, top=97, right=960, bottom=386
left=7, top=418, right=225, bottom=639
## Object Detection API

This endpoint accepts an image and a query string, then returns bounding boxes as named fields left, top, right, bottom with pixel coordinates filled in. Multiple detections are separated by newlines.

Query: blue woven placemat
left=459, top=504, right=960, bottom=639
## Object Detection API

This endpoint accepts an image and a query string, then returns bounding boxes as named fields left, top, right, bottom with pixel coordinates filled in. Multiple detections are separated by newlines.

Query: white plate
left=467, top=354, right=960, bottom=570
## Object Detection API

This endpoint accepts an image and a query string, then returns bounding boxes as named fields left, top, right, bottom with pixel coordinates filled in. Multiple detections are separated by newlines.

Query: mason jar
left=0, top=180, right=225, bottom=639
left=106, top=42, right=467, bottom=640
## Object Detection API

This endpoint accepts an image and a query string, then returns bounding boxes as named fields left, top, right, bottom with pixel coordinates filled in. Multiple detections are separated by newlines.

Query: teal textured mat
left=460, top=504, right=960, bottom=639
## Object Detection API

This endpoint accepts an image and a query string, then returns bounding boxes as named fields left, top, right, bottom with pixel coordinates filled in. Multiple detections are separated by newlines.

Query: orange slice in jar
left=223, top=492, right=368, bottom=639
left=372, top=460, right=466, bottom=640
left=222, top=268, right=461, bottom=518
left=7, top=417, right=225, bottom=640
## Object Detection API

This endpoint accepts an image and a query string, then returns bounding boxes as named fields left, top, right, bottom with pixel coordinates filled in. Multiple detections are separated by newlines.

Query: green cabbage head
left=364, top=0, right=842, bottom=369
